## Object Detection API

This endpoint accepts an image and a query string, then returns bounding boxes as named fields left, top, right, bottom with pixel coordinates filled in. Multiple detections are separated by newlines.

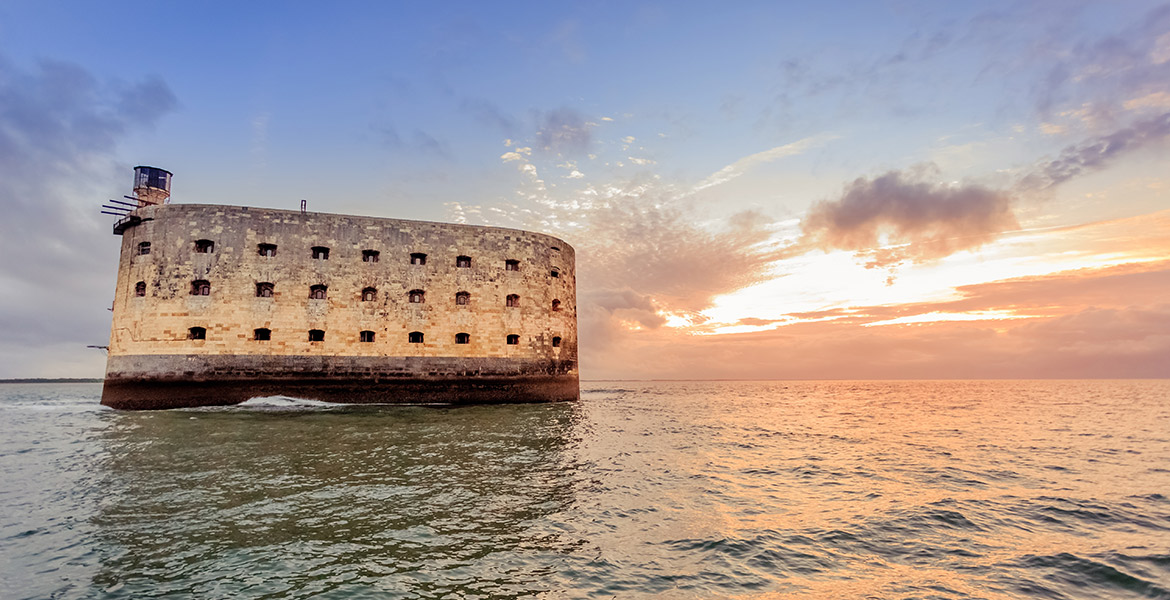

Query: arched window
left=455, top=291, right=470, bottom=306
left=455, top=332, right=470, bottom=344
left=309, top=285, right=327, bottom=299
left=505, top=259, right=520, bottom=271
left=551, top=268, right=560, bottom=278
left=258, top=243, right=277, bottom=257
left=308, top=329, right=325, bottom=342
left=135, top=281, right=146, bottom=297
left=360, top=330, right=376, bottom=343
left=254, top=328, right=271, bottom=341
left=506, top=294, right=520, bottom=307
left=311, top=246, right=329, bottom=260
left=552, top=299, right=561, bottom=311
left=191, top=280, right=210, bottom=296
left=552, top=336, right=562, bottom=348
left=506, top=334, right=519, bottom=345
left=409, top=289, right=425, bottom=303
left=194, top=239, right=214, bottom=253
left=256, top=282, right=274, bottom=298
left=456, top=255, right=471, bottom=268
left=408, top=331, right=424, bottom=344
left=410, top=252, right=427, bottom=265
left=188, top=327, right=206, bottom=340
left=362, top=287, right=377, bottom=302
left=362, top=249, right=380, bottom=262
left=137, top=242, right=151, bottom=255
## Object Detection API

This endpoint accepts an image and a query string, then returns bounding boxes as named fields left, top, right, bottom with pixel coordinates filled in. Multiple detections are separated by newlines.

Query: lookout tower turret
left=132, top=166, right=172, bottom=206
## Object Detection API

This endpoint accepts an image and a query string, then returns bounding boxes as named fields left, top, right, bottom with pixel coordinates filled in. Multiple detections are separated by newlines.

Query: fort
left=101, top=167, right=577, bottom=409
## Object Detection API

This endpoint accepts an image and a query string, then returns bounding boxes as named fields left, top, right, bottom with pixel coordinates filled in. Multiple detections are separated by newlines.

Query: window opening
left=137, top=242, right=151, bottom=255
left=194, top=239, right=214, bottom=253
left=506, top=334, right=519, bottom=345
left=551, top=269, right=560, bottom=278
left=308, top=329, right=325, bottom=342
left=552, top=299, right=561, bottom=311
left=505, top=259, right=520, bottom=271
left=254, top=328, right=271, bottom=341
left=309, top=285, right=327, bottom=299
left=410, top=252, right=427, bottom=265
left=455, top=291, right=470, bottom=306
left=135, top=281, right=146, bottom=297
left=409, top=289, right=425, bottom=303
left=506, top=294, right=520, bottom=307
left=256, top=282, right=274, bottom=298
left=311, top=246, right=330, bottom=260
left=360, top=330, right=376, bottom=343
left=191, top=280, right=211, bottom=296
left=362, top=287, right=377, bottom=302
left=362, top=249, right=380, bottom=262
left=552, top=336, right=562, bottom=348
left=188, top=327, right=206, bottom=340
left=408, top=331, right=424, bottom=344
left=455, top=332, right=470, bottom=344
left=258, top=243, right=277, bottom=257
left=456, top=255, right=471, bottom=268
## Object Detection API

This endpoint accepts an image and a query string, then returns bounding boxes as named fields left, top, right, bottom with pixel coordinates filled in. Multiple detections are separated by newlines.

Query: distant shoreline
left=0, top=378, right=103, bottom=384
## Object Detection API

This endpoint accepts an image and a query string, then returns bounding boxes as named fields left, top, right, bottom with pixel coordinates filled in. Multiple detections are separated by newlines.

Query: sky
left=0, top=1, right=1167, bottom=379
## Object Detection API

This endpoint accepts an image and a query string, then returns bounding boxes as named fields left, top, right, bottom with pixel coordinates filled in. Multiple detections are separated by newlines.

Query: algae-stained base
left=101, top=375, right=580, bottom=410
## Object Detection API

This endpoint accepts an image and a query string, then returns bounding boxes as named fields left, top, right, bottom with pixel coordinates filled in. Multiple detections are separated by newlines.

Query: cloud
left=1020, top=111, right=1170, bottom=190
left=692, top=135, right=832, bottom=192
left=0, top=54, right=177, bottom=377
left=376, top=124, right=451, bottom=159
left=799, top=165, right=1018, bottom=269
left=535, top=107, right=592, bottom=155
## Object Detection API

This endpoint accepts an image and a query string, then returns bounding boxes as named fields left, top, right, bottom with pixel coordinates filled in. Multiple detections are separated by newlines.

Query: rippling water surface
left=1, top=380, right=1168, bottom=599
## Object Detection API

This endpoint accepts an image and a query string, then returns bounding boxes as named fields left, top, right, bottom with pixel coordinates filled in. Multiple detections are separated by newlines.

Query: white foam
left=235, top=395, right=340, bottom=409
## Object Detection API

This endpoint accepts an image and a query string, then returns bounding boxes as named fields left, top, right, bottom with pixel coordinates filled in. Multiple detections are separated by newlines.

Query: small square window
left=409, top=331, right=424, bottom=344
left=188, top=327, right=206, bottom=340
left=308, top=329, right=325, bottom=342
left=258, top=244, right=277, bottom=257
left=360, top=330, right=376, bottom=343
left=506, top=294, right=520, bottom=307
left=410, top=252, right=427, bottom=265
left=311, top=246, right=330, bottom=260
left=254, top=328, right=271, bottom=341
left=455, top=332, right=470, bottom=344
left=137, top=242, right=151, bottom=255
left=362, top=250, right=380, bottom=262
left=194, top=239, right=214, bottom=253
left=191, top=280, right=211, bottom=296
left=552, top=336, right=562, bottom=348
left=256, top=282, right=274, bottom=297
left=310, top=285, right=327, bottom=299
left=135, top=281, right=146, bottom=297
left=506, top=334, right=519, bottom=345
left=456, top=255, right=471, bottom=268
left=455, top=292, right=470, bottom=306
left=505, top=259, right=520, bottom=271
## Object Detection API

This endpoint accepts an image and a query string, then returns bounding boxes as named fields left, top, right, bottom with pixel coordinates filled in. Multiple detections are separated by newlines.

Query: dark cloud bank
left=0, top=54, right=175, bottom=376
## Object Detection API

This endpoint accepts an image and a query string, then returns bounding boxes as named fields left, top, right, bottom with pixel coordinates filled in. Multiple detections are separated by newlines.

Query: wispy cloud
left=692, top=134, right=834, bottom=192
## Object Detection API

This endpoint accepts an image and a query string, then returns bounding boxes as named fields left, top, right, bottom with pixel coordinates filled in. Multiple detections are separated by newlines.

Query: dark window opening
left=137, top=242, right=151, bottom=255
left=256, top=282, right=274, bottom=298
left=409, top=289, right=425, bottom=304
left=362, top=249, right=380, bottom=262
left=311, top=246, right=330, bottom=260
left=194, top=239, right=214, bottom=253
left=505, top=259, right=520, bottom=271
left=550, top=246, right=561, bottom=252
left=309, top=285, right=327, bottom=299
left=455, top=332, right=470, bottom=344
left=362, top=287, right=377, bottom=302
left=455, top=291, right=470, bottom=306
left=551, top=269, right=560, bottom=278
left=456, top=255, right=471, bottom=268
left=410, top=252, right=427, bottom=265
left=254, top=328, right=271, bottom=341
left=191, top=280, right=210, bottom=296
left=552, top=299, right=561, bottom=311
left=360, top=330, right=376, bottom=343
left=308, top=329, right=325, bottom=342
left=506, top=334, right=519, bottom=345
left=188, top=327, right=206, bottom=340
left=552, top=336, right=562, bottom=348
left=409, top=331, right=424, bottom=344
left=258, top=243, right=277, bottom=257
left=135, top=281, right=146, bottom=297
left=506, top=294, right=520, bottom=307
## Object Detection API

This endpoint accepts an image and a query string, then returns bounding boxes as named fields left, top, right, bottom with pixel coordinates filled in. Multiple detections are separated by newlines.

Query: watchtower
left=132, top=166, right=172, bottom=206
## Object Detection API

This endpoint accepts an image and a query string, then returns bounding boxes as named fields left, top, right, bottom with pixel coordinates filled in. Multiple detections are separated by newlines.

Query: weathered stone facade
left=102, top=204, right=577, bottom=409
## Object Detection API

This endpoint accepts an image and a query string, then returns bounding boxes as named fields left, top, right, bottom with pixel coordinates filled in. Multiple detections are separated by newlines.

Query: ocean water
left=1, top=381, right=1168, bottom=599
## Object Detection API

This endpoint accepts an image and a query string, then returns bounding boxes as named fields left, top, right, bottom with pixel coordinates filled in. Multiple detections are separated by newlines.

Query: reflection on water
left=92, top=402, right=588, bottom=598
left=1, top=381, right=1169, bottom=599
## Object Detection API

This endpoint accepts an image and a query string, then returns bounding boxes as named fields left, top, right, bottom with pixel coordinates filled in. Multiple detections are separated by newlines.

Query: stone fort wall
left=103, top=204, right=577, bottom=407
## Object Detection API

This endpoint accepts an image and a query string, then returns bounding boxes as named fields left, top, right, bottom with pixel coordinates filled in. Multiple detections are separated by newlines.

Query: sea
left=1, top=380, right=1168, bottom=599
